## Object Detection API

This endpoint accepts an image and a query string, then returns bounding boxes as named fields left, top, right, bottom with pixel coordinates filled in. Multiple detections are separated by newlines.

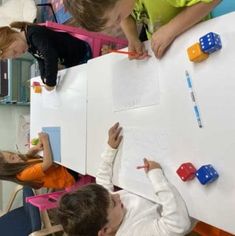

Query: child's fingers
left=128, top=55, right=137, bottom=60
left=143, top=158, right=148, bottom=163
left=114, top=127, right=122, bottom=139
left=143, top=157, right=149, bottom=165
left=109, top=122, right=119, bottom=134
left=129, top=51, right=149, bottom=60
left=143, top=158, right=150, bottom=173
left=128, top=51, right=139, bottom=60
left=156, top=46, right=164, bottom=58
left=137, top=52, right=149, bottom=60
left=116, top=135, right=123, bottom=145
left=112, top=122, right=119, bottom=129
left=38, top=132, right=49, bottom=143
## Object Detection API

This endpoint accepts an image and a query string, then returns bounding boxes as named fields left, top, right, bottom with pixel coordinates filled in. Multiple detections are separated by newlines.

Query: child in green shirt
left=63, top=0, right=220, bottom=58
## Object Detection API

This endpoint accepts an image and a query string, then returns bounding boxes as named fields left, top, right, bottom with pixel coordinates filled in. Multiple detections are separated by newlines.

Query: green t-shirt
left=132, top=0, right=213, bottom=38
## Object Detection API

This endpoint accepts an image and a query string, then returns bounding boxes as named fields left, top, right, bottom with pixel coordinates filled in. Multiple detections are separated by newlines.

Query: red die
left=176, top=162, right=197, bottom=181
left=32, top=81, right=40, bottom=87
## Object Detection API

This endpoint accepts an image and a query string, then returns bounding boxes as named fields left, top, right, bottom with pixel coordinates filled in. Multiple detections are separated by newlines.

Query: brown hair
left=0, top=151, right=43, bottom=189
left=63, top=0, right=119, bottom=32
left=57, top=184, right=110, bottom=236
left=0, top=21, right=32, bottom=59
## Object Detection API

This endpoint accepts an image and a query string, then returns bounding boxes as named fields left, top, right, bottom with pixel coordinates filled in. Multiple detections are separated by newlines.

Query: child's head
left=63, top=0, right=135, bottom=32
left=0, top=151, right=29, bottom=164
left=58, top=183, right=126, bottom=236
left=0, top=24, right=28, bottom=60
left=0, top=151, right=42, bottom=188
left=0, top=151, right=27, bottom=163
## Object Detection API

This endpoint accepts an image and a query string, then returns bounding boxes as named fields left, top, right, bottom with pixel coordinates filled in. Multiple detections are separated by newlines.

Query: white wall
left=0, top=105, right=30, bottom=211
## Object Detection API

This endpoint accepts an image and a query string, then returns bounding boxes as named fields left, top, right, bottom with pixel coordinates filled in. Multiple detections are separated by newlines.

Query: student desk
left=86, top=13, right=235, bottom=234
left=30, top=64, right=87, bottom=174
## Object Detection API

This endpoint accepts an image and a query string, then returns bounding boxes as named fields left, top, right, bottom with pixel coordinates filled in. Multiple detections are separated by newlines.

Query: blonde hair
left=0, top=21, right=32, bottom=58
left=0, top=26, right=18, bottom=58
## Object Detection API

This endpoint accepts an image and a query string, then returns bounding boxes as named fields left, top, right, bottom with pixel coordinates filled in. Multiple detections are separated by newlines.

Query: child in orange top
left=0, top=132, right=77, bottom=189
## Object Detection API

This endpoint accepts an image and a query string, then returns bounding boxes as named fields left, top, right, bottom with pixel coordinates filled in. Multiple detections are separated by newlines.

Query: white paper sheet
left=112, top=55, right=160, bottom=111
left=119, top=126, right=170, bottom=185
left=42, top=88, right=61, bottom=109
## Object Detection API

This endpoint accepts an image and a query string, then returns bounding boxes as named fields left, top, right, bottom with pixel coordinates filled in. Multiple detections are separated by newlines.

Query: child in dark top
left=0, top=22, right=92, bottom=90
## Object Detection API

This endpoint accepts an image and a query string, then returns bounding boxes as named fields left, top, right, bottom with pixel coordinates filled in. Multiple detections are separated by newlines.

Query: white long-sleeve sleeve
left=147, top=169, right=191, bottom=236
left=117, top=169, right=191, bottom=236
left=96, top=145, right=118, bottom=192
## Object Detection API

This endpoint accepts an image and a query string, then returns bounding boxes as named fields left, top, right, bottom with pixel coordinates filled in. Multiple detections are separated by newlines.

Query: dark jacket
left=25, top=25, right=92, bottom=87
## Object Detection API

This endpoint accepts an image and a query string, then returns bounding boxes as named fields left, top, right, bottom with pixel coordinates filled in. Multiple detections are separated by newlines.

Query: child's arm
left=31, top=30, right=58, bottom=91
left=38, top=132, right=53, bottom=171
left=121, top=16, right=149, bottom=60
left=27, top=139, right=43, bottom=157
left=27, top=146, right=41, bottom=157
left=144, top=158, right=191, bottom=235
left=96, top=123, right=122, bottom=191
left=152, top=0, right=221, bottom=58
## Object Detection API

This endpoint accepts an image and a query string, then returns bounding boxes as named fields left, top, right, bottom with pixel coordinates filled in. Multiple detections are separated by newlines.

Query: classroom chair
left=211, top=0, right=235, bottom=18
left=26, top=175, right=95, bottom=212
left=0, top=185, right=63, bottom=236
left=40, top=21, right=128, bottom=58
left=36, top=3, right=58, bottom=23
left=0, top=184, right=23, bottom=215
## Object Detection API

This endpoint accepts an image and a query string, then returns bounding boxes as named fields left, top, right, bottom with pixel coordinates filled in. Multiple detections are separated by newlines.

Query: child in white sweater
left=58, top=123, right=192, bottom=236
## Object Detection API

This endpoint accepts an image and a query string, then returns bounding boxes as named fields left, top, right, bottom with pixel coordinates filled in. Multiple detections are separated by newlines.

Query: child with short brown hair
left=58, top=122, right=191, bottom=236
left=63, top=0, right=220, bottom=59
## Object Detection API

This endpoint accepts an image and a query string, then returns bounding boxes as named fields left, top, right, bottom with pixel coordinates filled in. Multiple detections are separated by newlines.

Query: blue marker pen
left=185, top=70, right=203, bottom=128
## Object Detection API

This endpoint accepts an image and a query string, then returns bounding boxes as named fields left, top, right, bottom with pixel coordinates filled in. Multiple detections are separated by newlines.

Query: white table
left=86, top=13, right=235, bottom=234
left=30, top=64, right=87, bottom=174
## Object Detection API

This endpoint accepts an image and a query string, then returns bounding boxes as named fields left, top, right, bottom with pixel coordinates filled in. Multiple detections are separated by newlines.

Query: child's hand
left=143, top=158, right=161, bottom=173
left=45, top=84, right=55, bottom=91
left=101, top=44, right=112, bottom=55
left=108, top=122, right=123, bottom=149
left=151, top=24, right=176, bottom=59
left=34, top=141, right=43, bottom=152
left=38, top=132, right=49, bottom=146
left=128, top=39, right=149, bottom=60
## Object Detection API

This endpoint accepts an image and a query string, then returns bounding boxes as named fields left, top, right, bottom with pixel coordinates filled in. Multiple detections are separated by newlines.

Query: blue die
left=196, top=164, right=219, bottom=185
left=199, top=32, right=222, bottom=54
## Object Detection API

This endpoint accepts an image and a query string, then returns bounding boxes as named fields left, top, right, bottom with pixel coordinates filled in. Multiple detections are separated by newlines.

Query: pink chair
left=40, top=21, right=128, bottom=58
left=26, top=175, right=95, bottom=211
